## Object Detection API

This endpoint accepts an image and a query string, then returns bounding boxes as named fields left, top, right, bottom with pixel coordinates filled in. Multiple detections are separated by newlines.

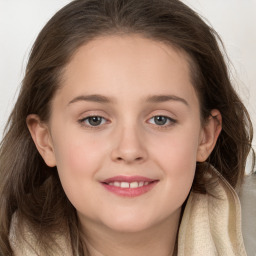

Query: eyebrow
left=68, top=94, right=189, bottom=106
left=68, top=94, right=114, bottom=105
left=145, top=95, right=189, bottom=106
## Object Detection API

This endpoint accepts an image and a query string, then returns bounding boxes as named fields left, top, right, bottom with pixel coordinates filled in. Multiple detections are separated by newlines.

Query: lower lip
left=101, top=181, right=158, bottom=197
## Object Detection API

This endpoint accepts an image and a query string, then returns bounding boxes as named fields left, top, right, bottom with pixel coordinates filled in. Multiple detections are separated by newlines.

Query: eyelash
left=147, top=116, right=177, bottom=127
left=78, top=115, right=177, bottom=129
left=78, top=116, right=108, bottom=128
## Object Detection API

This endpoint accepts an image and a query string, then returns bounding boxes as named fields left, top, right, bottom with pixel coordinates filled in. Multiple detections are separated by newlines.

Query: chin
left=102, top=213, right=157, bottom=233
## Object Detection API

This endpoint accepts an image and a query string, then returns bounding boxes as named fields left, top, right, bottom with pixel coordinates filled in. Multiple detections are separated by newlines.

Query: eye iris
left=88, top=116, right=102, bottom=126
left=154, top=116, right=167, bottom=125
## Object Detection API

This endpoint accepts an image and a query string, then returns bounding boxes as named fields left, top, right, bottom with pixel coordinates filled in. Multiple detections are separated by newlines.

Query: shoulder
left=239, top=174, right=256, bottom=256
left=9, top=212, right=73, bottom=256
left=9, top=212, right=36, bottom=255
left=178, top=169, right=247, bottom=256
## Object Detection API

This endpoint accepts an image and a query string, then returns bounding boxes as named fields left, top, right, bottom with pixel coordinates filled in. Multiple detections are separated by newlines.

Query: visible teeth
left=130, top=182, right=139, bottom=188
left=107, top=181, right=152, bottom=188
left=139, top=181, right=144, bottom=187
left=114, top=181, right=120, bottom=187
left=120, top=182, right=129, bottom=188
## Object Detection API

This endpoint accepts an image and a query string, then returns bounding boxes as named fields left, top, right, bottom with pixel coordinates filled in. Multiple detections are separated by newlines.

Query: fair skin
left=27, top=35, right=221, bottom=256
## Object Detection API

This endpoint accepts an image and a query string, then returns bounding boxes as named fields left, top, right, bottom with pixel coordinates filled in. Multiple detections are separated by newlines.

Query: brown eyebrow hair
left=68, top=94, right=189, bottom=106
left=68, top=94, right=114, bottom=105
left=145, top=95, right=189, bottom=106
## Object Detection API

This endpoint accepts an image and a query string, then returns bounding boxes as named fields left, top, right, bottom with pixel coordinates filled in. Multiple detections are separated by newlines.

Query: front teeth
left=121, top=182, right=129, bottom=188
left=108, top=181, right=150, bottom=188
left=130, top=182, right=139, bottom=188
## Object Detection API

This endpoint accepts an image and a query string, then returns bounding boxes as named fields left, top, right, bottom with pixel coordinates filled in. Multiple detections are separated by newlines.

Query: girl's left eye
left=79, top=116, right=107, bottom=127
left=148, top=116, right=176, bottom=126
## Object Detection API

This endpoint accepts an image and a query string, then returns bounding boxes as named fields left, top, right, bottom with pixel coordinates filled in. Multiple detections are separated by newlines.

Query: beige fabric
left=9, top=215, right=73, bottom=256
left=10, top=169, right=247, bottom=256
left=178, top=169, right=247, bottom=256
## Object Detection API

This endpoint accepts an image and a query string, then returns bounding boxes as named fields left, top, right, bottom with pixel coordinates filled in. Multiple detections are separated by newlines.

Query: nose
left=111, top=125, right=148, bottom=164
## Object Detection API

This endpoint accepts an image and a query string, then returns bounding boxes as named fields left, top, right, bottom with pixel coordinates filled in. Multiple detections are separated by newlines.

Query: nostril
left=115, top=156, right=143, bottom=162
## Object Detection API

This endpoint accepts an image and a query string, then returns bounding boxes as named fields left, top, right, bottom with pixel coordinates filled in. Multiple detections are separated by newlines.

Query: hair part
left=0, top=0, right=254, bottom=255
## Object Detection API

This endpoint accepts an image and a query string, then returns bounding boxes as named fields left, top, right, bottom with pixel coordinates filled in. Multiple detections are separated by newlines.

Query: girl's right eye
left=79, top=116, right=107, bottom=127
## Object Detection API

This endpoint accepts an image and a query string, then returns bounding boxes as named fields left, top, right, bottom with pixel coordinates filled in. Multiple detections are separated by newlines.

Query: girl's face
left=29, top=35, right=220, bottom=234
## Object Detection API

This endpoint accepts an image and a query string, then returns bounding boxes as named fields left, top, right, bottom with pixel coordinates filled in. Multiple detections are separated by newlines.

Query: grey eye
left=148, top=116, right=176, bottom=126
left=154, top=116, right=168, bottom=125
left=85, top=116, right=106, bottom=126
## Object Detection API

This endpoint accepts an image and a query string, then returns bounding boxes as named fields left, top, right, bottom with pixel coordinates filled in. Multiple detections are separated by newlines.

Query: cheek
left=149, top=123, right=201, bottom=196
left=51, top=131, right=108, bottom=205
left=152, top=125, right=200, bottom=169
left=53, top=130, right=107, bottom=174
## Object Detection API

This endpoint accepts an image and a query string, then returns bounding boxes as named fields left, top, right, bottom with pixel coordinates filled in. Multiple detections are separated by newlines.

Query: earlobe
left=26, top=114, right=56, bottom=167
left=196, top=109, right=222, bottom=162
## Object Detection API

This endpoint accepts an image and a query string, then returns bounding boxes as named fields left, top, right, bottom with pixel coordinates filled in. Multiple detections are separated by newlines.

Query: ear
left=196, top=109, right=222, bottom=162
left=26, top=114, right=56, bottom=167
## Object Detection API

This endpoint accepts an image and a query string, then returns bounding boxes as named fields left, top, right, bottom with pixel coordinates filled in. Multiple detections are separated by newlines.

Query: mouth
left=104, top=181, right=152, bottom=188
left=101, top=176, right=159, bottom=197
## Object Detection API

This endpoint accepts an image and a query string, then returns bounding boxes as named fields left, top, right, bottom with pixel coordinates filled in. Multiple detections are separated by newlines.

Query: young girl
left=0, top=0, right=255, bottom=255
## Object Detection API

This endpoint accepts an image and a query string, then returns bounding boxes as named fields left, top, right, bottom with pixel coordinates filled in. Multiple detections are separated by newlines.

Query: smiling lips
left=101, top=176, right=159, bottom=197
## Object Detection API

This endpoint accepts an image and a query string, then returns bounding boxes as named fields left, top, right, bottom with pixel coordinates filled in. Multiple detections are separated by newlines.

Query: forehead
left=57, top=34, right=199, bottom=108
left=66, top=34, right=191, bottom=79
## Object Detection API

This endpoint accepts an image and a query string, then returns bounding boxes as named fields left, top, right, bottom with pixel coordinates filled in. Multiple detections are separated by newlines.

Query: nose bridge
left=111, top=120, right=147, bottom=164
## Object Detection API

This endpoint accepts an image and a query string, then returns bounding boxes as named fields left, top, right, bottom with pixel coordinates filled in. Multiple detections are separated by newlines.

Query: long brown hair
left=0, top=0, right=254, bottom=255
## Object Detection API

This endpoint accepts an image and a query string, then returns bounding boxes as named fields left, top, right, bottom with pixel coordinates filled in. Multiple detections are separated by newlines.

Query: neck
left=80, top=209, right=181, bottom=256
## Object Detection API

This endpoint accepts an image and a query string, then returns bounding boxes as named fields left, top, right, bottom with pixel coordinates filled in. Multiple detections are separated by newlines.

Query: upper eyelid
left=77, top=109, right=177, bottom=122
left=79, top=115, right=109, bottom=123
left=147, top=115, right=177, bottom=123
left=146, top=111, right=177, bottom=120
left=150, top=114, right=176, bottom=120
left=78, top=110, right=110, bottom=119
left=146, top=108, right=177, bottom=116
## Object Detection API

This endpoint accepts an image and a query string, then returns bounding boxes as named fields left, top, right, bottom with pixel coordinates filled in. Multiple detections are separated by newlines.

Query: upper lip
left=102, top=175, right=157, bottom=183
